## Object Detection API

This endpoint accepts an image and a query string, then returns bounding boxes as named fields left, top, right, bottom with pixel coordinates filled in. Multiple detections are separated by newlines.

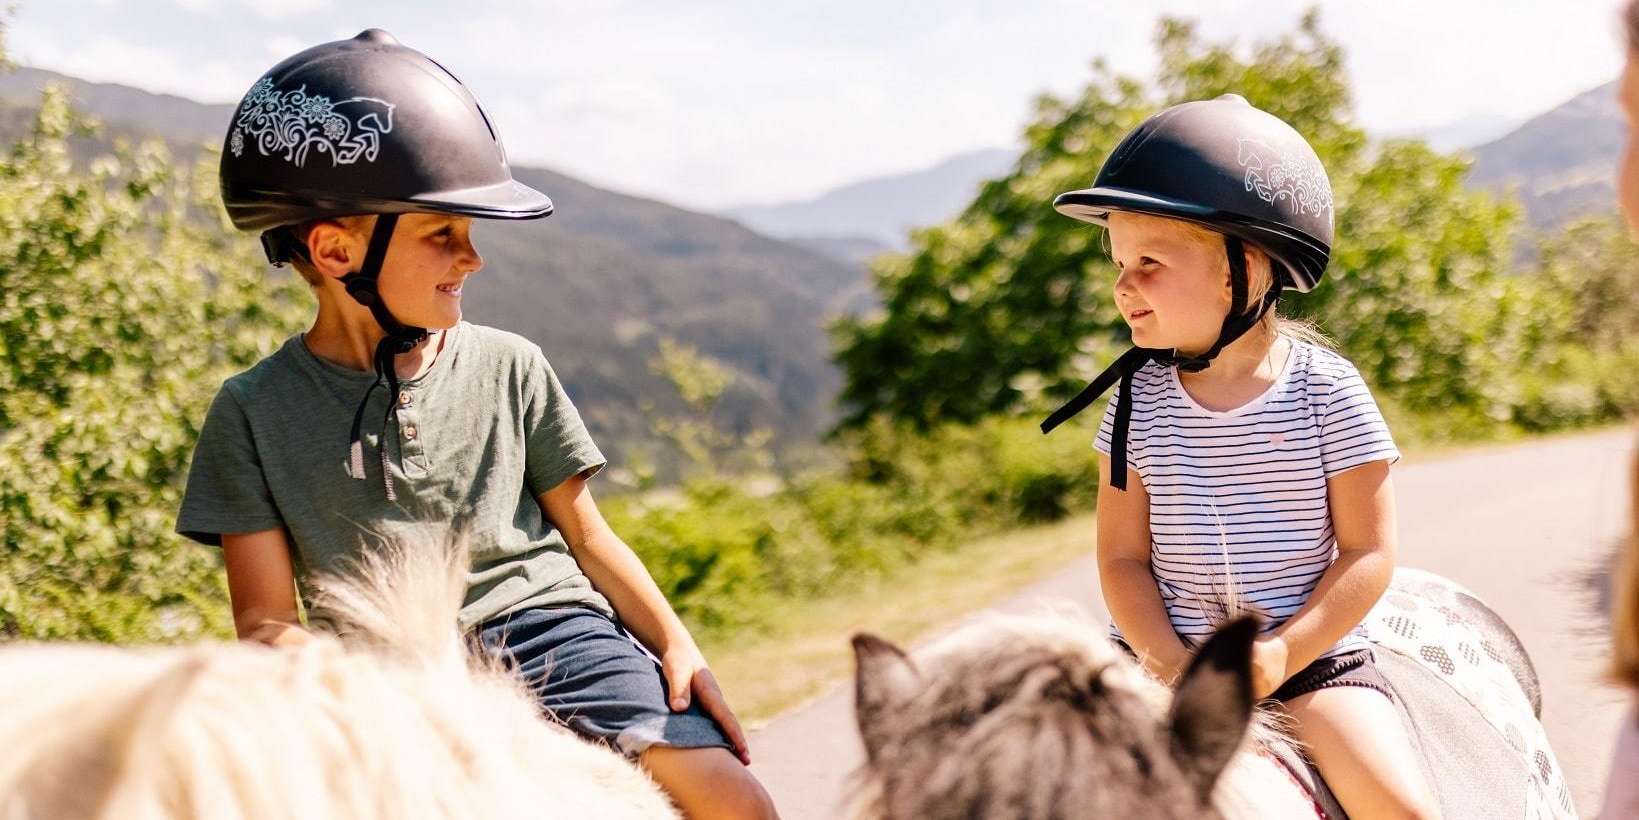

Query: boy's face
left=1105, top=212, right=1233, bottom=355
left=375, top=213, right=484, bottom=330
left=308, top=213, right=484, bottom=330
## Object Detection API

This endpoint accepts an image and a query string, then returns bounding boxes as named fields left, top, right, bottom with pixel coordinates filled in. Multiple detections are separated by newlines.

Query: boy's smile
left=373, top=213, right=483, bottom=330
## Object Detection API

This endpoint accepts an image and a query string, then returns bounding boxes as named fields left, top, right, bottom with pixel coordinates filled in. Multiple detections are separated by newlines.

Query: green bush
left=603, top=414, right=1100, bottom=637
left=0, top=89, right=308, bottom=641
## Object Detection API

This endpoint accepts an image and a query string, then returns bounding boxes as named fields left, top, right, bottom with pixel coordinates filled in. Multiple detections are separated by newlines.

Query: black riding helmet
left=220, top=28, right=553, bottom=499
left=1039, top=95, right=1336, bottom=490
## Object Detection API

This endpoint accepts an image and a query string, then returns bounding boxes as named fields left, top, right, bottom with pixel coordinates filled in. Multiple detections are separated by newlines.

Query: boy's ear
left=305, top=217, right=369, bottom=281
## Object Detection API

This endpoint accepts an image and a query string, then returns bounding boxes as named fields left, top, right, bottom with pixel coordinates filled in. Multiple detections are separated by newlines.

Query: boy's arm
left=1096, top=453, right=1192, bottom=684
left=221, top=528, right=312, bottom=647
left=539, top=474, right=751, bottom=764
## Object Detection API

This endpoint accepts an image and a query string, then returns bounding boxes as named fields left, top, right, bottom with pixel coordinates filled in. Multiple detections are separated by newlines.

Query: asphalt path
left=746, top=428, right=1637, bottom=818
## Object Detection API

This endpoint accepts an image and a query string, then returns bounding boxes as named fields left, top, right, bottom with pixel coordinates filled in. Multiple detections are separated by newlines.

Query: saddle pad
left=1367, top=570, right=1576, bottom=819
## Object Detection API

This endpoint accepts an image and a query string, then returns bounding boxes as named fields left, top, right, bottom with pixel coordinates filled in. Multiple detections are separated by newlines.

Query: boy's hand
left=1250, top=635, right=1290, bottom=699
left=246, top=620, right=315, bottom=649
left=661, top=646, right=751, bottom=765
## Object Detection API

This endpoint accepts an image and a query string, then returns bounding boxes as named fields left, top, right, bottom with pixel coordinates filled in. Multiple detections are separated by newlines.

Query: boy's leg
left=639, top=745, right=779, bottom=820
left=1284, top=686, right=1440, bottom=820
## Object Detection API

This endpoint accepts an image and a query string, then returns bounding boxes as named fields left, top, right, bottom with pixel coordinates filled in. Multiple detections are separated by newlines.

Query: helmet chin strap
left=337, top=213, right=428, bottom=501
left=1041, top=234, right=1283, bottom=490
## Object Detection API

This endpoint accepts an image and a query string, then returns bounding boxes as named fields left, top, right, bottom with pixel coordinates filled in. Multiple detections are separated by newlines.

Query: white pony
left=850, top=569, right=1574, bottom=819
left=0, top=544, right=677, bottom=819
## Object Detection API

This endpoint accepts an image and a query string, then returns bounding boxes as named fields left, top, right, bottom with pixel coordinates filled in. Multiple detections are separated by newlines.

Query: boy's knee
left=640, top=745, right=779, bottom=820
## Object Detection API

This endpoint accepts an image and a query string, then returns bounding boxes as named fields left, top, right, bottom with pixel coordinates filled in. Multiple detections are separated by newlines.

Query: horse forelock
left=854, top=612, right=1312, bottom=819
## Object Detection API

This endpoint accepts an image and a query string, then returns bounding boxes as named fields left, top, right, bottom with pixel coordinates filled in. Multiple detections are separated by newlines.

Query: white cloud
left=14, top=31, right=251, bottom=103
left=265, top=34, right=305, bottom=57
left=7, top=0, right=1630, bottom=208
left=174, top=0, right=220, bottom=11
left=247, top=0, right=332, bottom=20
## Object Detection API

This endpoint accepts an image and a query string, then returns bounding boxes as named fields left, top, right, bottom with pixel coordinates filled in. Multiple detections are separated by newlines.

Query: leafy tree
left=832, top=12, right=1614, bottom=438
left=0, top=83, right=308, bottom=641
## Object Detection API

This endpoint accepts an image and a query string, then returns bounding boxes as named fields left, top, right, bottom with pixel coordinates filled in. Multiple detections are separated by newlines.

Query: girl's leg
left=1284, top=686, right=1440, bottom=820
left=639, top=745, right=779, bottom=820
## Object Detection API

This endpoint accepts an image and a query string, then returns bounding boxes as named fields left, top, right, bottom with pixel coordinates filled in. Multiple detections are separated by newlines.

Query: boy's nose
left=457, top=241, right=483, bottom=275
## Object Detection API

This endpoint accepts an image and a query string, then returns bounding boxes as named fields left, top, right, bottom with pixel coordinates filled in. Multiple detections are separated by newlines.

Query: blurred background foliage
left=3, top=12, right=1634, bottom=643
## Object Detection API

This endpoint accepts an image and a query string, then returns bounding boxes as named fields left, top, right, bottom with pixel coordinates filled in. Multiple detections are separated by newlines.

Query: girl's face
left=1105, top=212, right=1234, bottom=354
left=1619, top=54, right=1639, bottom=234
left=374, top=213, right=484, bottom=330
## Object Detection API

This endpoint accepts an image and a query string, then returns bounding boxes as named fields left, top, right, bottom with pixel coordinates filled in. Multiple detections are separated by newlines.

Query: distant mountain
left=1465, top=82, right=1624, bottom=228
left=1387, top=112, right=1521, bottom=153
left=0, top=66, right=869, bottom=472
left=724, top=148, right=1015, bottom=251
left=0, top=66, right=235, bottom=146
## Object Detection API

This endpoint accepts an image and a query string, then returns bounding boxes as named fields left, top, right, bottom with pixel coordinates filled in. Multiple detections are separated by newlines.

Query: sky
left=6, top=0, right=1629, bottom=210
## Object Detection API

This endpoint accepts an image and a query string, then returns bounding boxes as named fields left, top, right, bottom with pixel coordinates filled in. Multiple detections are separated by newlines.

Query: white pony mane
left=0, top=541, right=676, bottom=819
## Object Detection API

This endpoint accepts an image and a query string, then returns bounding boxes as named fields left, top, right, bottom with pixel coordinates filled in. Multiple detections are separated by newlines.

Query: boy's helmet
left=1052, top=93, right=1333, bottom=292
left=220, top=28, right=551, bottom=241
left=1040, top=96, right=1337, bottom=491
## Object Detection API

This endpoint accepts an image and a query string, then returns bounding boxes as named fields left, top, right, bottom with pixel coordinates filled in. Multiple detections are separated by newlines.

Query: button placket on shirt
left=395, top=388, right=430, bottom=478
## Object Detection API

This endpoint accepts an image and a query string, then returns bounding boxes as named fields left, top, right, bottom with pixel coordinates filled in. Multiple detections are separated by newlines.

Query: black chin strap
left=337, top=213, right=427, bottom=502
left=1040, top=235, right=1282, bottom=490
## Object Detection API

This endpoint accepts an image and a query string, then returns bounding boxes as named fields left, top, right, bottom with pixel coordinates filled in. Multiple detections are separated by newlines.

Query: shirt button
left=397, top=391, right=412, bottom=407
left=403, top=425, right=418, bottom=440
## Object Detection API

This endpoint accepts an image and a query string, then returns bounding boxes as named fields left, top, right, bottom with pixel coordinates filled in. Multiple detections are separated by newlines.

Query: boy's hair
left=284, top=215, right=372, bottom=287
left=1612, top=443, right=1639, bottom=688
left=1101, top=217, right=1334, bottom=350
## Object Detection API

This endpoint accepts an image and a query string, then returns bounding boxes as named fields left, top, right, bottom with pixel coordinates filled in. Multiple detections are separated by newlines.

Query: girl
left=1042, top=95, right=1438, bottom=819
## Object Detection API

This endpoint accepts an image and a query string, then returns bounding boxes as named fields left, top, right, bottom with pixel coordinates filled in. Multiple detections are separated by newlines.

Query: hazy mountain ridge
left=0, top=66, right=866, bottom=471
left=1465, top=81, right=1624, bottom=228
left=724, top=148, right=1015, bottom=250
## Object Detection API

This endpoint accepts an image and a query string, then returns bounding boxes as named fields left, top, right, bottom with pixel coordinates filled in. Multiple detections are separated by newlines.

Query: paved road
left=746, top=429, right=1636, bottom=819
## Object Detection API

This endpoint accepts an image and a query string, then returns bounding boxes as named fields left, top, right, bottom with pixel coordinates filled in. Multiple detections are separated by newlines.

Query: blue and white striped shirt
left=1094, top=339, right=1399, bottom=657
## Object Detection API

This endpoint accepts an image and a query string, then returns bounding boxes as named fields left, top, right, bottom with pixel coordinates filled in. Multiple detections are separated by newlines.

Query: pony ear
left=1165, top=617, right=1258, bottom=798
left=852, top=632, right=921, bottom=761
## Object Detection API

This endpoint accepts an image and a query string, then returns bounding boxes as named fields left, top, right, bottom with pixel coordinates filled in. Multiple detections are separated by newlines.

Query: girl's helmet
left=1052, top=93, right=1333, bottom=292
left=1040, top=96, right=1337, bottom=491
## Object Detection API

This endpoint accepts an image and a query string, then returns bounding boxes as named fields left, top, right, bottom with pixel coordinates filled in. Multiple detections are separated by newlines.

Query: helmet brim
left=405, top=178, right=554, bottom=221
left=225, top=178, right=553, bottom=232
left=1053, top=186, right=1328, bottom=293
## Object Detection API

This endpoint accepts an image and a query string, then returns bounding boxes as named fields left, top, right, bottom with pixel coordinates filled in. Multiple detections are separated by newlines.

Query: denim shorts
left=474, top=606, right=734, bottom=758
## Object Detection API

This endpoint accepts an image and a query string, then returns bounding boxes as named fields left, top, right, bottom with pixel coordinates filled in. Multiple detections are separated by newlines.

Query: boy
left=178, top=29, right=777, bottom=819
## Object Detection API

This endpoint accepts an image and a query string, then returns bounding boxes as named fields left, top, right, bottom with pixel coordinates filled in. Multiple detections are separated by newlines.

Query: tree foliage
left=0, top=87, right=308, bottom=641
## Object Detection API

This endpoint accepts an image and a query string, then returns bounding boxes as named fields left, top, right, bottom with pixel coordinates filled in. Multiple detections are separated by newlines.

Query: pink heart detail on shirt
left=1269, top=433, right=1286, bottom=445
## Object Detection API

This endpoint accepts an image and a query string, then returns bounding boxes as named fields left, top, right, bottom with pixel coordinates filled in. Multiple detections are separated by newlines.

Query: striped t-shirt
left=1094, top=339, right=1399, bottom=658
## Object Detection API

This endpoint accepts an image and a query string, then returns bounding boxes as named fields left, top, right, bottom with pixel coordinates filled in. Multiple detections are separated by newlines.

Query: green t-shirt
left=176, top=322, right=612, bottom=628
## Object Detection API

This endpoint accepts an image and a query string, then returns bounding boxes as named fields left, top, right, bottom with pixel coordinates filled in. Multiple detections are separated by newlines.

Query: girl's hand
left=246, top=620, right=315, bottom=649
left=660, top=646, right=751, bottom=765
left=1250, top=636, right=1290, bottom=699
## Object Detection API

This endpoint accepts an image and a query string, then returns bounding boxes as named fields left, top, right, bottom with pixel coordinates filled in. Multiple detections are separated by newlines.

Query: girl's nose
left=1113, top=265, right=1138, bottom=298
